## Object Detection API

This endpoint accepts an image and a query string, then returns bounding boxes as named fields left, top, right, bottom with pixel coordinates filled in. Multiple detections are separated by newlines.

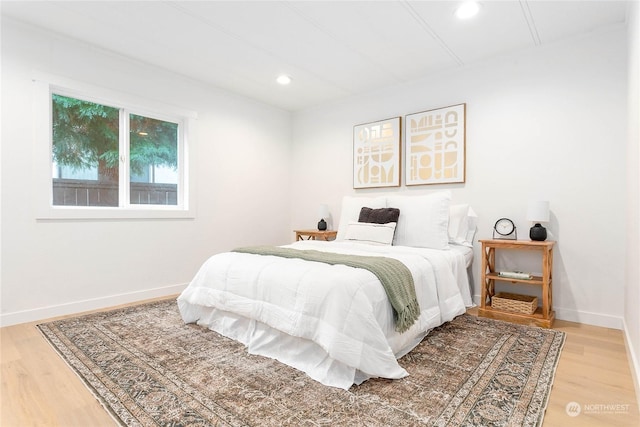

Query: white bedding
left=177, top=240, right=472, bottom=390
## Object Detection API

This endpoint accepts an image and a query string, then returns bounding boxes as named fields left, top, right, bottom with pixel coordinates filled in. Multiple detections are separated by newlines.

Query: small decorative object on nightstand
left=317, top=204, right=329, bottom=231
left=493, top=218, right=517, bottom=240
left=527, top=201, right=550, bottom=241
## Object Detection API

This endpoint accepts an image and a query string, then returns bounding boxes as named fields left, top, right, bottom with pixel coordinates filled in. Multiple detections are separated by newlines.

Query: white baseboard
left=0, top=283, right=189, bottom=327
left=622, top=318, right=640, bottom=410
left=554, top=307, right=623, bottom=330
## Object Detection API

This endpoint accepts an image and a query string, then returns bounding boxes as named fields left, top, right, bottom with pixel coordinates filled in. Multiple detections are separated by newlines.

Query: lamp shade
left=526, top=201, right=549, bottom=223
left=318, top=204, right=330, bottom=219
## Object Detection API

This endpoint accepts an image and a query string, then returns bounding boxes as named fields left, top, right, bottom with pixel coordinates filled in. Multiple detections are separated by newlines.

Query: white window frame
left=33, top=73, right=196, bottom=220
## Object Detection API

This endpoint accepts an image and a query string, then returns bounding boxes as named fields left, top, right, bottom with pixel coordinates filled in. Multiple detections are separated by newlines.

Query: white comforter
left=177, top=240, right=469, bottom=390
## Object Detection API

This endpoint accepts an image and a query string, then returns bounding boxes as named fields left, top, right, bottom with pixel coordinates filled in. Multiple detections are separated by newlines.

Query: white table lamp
left=527, top=201, right=549, bottom=241
left=317, top=204, right=330, bottom=231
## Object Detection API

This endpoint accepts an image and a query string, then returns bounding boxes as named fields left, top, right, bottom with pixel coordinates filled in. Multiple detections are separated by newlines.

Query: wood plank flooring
left=2, top=300, right=638, bottom=426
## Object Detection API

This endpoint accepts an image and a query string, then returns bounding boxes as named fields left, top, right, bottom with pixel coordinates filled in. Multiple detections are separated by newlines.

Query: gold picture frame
left=405, top=103, right=466, bottom=186
left=353, top=117, right=401, bottom=189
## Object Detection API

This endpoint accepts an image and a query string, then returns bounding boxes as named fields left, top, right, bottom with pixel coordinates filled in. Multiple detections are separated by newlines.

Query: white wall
left=291, top=26, right=628, bottom=329
left=624, top=0, right=640, bottom=405
left=0, top=19, right=293, bottom=325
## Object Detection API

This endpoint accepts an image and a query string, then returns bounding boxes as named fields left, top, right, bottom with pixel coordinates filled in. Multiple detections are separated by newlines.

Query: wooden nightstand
left=478, top=239, right=555, bottom=328
left=294, top=229, right=337, bottom=241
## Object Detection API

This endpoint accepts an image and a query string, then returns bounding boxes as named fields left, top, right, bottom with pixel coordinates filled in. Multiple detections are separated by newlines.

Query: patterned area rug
left=38, top=300, right=565, bottom=426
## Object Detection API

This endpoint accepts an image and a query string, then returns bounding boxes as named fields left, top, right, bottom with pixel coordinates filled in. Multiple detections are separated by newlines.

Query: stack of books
left=498, top=271, right=533, bottom=280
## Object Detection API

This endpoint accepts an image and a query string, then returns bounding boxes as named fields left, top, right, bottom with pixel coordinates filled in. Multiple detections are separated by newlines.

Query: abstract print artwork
left=353, top=117, right=401, bottom=189
left=405, top=104, right=466, bottom=185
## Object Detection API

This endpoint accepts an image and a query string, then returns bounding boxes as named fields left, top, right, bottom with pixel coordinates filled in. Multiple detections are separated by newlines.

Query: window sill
left=36, top=206, right=195, bottom=221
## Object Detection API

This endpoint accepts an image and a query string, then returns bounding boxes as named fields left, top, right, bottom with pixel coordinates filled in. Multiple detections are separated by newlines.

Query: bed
left=178, top=192, right=477, bottom=390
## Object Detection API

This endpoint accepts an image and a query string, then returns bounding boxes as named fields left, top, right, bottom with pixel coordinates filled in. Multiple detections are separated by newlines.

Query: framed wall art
left=405, top=103, right=466, bottom=186
left=353, top=117, right=401, bottom=189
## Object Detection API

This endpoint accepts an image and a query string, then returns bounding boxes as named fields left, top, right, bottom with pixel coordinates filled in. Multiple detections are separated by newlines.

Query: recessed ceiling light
left=276, top=75, right=292, bottom=85
left=455, top=1, right=480, bottom=19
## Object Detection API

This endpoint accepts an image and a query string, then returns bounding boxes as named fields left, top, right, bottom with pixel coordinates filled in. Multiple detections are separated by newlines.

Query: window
left=52, top=94, right=181, bottom=208
left=34, top=75, right=195, bottom=219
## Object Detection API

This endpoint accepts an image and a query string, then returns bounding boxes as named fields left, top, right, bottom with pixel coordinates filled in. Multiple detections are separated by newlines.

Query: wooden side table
left=294, top=229, right=337, bottom=241
left=478, top=239, right=555, bottom=328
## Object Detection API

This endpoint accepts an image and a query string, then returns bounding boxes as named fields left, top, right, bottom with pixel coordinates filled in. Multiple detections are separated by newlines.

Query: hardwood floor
left=2, top=300, right=638, bottom=426
left=539, top=319, right=640, bottom=426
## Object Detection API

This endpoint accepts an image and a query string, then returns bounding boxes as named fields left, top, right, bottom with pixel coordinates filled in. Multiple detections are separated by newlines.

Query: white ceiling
left=1, top=1, right=629, bottom=111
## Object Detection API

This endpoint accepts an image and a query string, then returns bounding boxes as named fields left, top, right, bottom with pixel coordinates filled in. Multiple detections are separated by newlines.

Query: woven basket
left=492, top=292, right=538, bottom=314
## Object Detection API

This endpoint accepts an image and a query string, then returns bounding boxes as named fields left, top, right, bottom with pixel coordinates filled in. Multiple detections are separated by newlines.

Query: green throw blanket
left=232, top=246, right=420, bottom=333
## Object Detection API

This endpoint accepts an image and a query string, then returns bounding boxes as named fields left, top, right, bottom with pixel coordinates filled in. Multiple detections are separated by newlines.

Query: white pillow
left=449, top=204, right=470, bottom=243
left=386, top=191, right=451, bottom=249
left=448, top=204, right=478, bottom=247
left=465, top=207, right=478, bottom=245
left=344, top=222, right=397, bottom=245
left=336, top=196, right=386, bottom=240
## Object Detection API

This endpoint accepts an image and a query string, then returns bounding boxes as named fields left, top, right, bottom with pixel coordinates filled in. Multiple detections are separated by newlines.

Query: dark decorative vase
left=317, top=219, right=327, bottom=231
left=529, top=223, right=547, bottom=241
